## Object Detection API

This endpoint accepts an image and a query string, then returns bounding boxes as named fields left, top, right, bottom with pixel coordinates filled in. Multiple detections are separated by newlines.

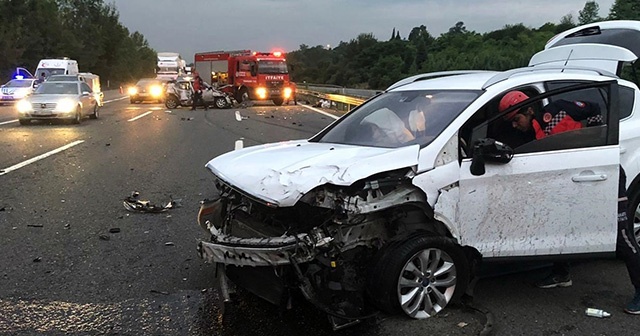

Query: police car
left=0, top=77, right=38, bottom=105
left=195, top=20, right=640, bottom=328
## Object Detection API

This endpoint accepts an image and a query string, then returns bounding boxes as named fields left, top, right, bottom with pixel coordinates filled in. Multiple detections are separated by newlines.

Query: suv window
left=464, top=81, right=615, bottom=156
left=548, top=81, right=634, bottom=120
left=618, top=85, right=635, bottom=120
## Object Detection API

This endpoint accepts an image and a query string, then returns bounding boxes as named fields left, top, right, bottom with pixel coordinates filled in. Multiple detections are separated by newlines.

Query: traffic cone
left=119, top=86, right=123, bottom=94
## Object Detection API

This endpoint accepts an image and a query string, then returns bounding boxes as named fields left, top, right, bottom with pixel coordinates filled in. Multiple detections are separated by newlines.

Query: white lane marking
left=128, top=111, right=153, bottom=122
left=300, top=104, right=339, bottom=120
left=0, top=119, right=17, bottom=125
left=0, top=140, right=85, bottom=176
left=103, top=96, right=129, bottom=104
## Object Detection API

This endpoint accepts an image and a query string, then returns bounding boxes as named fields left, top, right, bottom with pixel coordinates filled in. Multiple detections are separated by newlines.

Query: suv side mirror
left=470, top=138, right=514, bottom=176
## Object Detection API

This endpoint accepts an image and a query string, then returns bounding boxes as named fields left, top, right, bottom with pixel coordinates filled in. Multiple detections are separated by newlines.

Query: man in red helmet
left=499, top=90, right=640, bottom=314
left=499, top=90, right=603, bottom=140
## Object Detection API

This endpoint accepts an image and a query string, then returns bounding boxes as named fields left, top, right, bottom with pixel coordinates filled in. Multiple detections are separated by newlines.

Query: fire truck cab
left=194, top=50, right=294, bottom=106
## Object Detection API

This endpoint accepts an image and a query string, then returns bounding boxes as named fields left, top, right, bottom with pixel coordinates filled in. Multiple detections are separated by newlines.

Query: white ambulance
left=35, top=58, right=79, bottom=80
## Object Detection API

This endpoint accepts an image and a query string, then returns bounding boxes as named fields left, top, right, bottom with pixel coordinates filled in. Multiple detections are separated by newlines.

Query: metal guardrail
left=303, top=84, right=378, bottom=99
left=297, top=89, right=367, bottom=111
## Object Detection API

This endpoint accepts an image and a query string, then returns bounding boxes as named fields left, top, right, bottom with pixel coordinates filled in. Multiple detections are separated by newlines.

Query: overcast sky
left=109, top=0, right=615, bottom=62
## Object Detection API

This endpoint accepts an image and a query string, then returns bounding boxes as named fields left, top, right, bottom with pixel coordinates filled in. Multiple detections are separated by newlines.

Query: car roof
left=387, top=66, right=618, bottom=93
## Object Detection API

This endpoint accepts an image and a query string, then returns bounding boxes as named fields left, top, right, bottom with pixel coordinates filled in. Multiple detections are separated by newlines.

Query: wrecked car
left=164, top=76, right=233, bottom=109
left=196, top=20, right=640, bottom=329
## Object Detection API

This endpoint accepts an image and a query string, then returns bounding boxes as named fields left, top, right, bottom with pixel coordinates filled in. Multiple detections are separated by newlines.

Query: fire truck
left=194, top=50, right=294, bottom=106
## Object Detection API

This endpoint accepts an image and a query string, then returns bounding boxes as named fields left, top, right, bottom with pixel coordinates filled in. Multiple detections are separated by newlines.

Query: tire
left=214, top=97, right=228, bottom=109
left=165, top=95, right=179, bottom=109
left=367, top=235, right=469, bottom=319
left=72, top=107, right=82, bottom=124
left=19, top=119, right=30, bottom=125
left=272, top=98, right=284, bottom=106
left=90, top=104, right=99, bottom=119
left=130, top=98, right=135, bottom=104
left=629, top=188, right=640, bottom=245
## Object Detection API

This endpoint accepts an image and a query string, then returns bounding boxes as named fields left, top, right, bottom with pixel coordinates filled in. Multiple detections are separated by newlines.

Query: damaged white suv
left=196, top=20, right=640, bottom=328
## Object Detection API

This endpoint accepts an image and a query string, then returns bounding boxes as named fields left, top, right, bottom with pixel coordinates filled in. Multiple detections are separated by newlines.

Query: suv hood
left=205, top=140, right=420, bottom=206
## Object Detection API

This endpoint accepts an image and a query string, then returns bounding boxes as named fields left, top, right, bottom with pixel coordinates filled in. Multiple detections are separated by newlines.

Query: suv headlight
left=128, top=87, right=138, bottom=95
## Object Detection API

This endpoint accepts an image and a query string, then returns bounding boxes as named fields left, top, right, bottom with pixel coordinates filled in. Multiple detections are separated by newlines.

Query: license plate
left=34, top=110, right=52, bottom=115
left=1, top=96, right=12, bottom=100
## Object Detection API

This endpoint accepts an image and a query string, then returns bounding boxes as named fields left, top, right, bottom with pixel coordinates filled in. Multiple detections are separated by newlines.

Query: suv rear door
left=532, top=21, right=640, bottom=77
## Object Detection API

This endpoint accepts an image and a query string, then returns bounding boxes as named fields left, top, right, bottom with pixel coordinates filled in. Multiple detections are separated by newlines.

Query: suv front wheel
left=367, top=235, right=470, bottom=319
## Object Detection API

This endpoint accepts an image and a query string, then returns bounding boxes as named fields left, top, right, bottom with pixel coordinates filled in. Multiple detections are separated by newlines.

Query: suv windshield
left=315, top=90, right=480, bottom=148
left=35, top=82, right=79, bottom=95
left=258, top=60, right=288, bottom=74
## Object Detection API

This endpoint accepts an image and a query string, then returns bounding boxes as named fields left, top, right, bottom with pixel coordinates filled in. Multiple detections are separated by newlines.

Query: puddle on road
left=0, top=288, right=480, bottom=335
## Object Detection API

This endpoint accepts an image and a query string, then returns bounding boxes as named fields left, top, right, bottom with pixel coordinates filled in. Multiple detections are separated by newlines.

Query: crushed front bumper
left=197, top=226, right=328, bottom=267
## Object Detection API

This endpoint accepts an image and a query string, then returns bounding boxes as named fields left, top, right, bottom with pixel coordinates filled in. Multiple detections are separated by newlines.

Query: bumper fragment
left=197, top=229, right=321, bottom=267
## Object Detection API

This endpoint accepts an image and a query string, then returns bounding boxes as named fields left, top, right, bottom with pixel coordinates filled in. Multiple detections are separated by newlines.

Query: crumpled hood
left=206, top=140, right=420, bottom=207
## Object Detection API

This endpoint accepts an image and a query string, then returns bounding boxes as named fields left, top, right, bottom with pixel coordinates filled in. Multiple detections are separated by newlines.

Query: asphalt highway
left=0, top=92, right=637, bottom=335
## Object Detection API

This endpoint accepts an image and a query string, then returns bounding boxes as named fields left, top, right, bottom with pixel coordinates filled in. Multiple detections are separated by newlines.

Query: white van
left=35, top=58, right=79, bottom=80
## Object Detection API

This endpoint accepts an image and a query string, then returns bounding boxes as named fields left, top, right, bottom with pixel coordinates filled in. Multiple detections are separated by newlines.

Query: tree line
left=287, top=0, right=640, bottom=90
left=0, top=0, right=156, bottom=88
left=0, top=0, right=639, bottom=91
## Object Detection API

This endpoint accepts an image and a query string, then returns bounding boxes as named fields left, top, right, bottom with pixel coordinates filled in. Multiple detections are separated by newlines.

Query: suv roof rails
left=482, top=66, right=617, bottom=89
left=386, top=70, right=494, bottom=91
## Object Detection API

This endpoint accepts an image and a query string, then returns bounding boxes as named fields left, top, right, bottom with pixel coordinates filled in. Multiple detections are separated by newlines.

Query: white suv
left=196, top=20, right=640, bottom=328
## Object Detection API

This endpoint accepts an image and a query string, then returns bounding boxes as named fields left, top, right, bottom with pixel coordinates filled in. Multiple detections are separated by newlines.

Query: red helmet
left=499, top=91, right=529, bottom=120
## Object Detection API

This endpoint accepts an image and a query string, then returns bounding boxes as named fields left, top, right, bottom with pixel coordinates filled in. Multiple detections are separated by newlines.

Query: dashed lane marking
left=128, top=111, right=153, bottom=122
left=0, top=140, right=85, bottom=176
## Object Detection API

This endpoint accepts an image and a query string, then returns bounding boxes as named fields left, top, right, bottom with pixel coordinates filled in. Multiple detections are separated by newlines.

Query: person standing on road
left=499, top=90, right=640, bottom=314
left=191, top=72, right=207, bottom=111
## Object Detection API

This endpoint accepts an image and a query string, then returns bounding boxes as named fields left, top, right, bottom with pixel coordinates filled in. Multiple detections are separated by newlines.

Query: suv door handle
left=572, top=174, right=607, bottom=182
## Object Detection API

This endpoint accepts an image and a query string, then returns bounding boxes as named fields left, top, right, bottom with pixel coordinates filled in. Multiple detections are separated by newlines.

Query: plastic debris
left=27, top=224, right=43, bottom=228
left=109, top=228, right=121, bottom=233
left=165, top=242, right=175, bottom=246
left=585, top=308, right=611, bottom=318
left=457, top=322, right=468, bottom=328
left=99, top=234, right=110, bottom=241
left=150, top=290, right=169, bottom=295
left=33, top=257, right=42, bottom=263
left=123, top=191, right=182, bottom=213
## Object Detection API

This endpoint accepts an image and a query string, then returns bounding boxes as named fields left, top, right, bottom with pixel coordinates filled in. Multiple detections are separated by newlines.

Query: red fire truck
left=194, top=50, right=294, bottom=106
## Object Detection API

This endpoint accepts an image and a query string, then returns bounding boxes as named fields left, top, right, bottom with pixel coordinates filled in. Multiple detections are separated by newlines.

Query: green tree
left=608, top=0, right=640, bottom=20
left=579, top=1, right=601, bottom=24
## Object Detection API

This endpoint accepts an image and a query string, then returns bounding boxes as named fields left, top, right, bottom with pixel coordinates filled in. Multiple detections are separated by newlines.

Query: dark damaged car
left=196, top=20, right=640, bottom=328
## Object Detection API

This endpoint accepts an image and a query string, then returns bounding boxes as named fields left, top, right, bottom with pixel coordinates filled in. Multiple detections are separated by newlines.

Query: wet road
left=0, top=93, right=637, bottom=335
